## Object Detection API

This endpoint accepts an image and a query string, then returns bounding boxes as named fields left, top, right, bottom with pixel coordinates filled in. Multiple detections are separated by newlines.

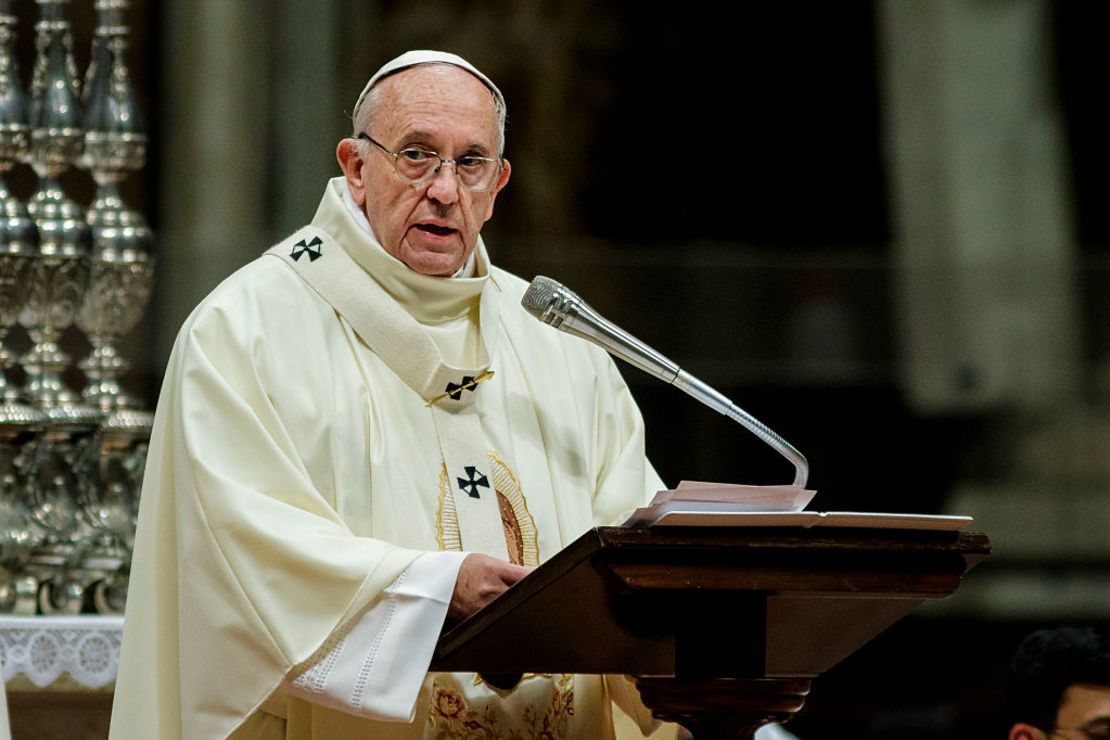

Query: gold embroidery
left=428, top=675, right=575, bottom=739
left=527, top=674, right=575, bottom=738
left=488, top=452, right=539, bottom=567
left=431, top=685, right=468, bottom=719
left=436, top=452, right=539, bottom=566
left=435, top=466, right=463, bottom=553
left=497, top=491, right=525, bottom=565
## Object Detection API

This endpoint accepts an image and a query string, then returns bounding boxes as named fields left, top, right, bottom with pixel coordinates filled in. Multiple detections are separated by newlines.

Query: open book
left=622, top=480, right=972, bottom=532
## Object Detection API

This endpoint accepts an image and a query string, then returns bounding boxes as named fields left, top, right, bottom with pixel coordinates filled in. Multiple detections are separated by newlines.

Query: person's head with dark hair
left=1007, top=626, right=1110, bottom=739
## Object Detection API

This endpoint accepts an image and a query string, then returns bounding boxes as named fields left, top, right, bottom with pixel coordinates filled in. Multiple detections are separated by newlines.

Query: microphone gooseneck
left=521, top=276, right=809, bottom=488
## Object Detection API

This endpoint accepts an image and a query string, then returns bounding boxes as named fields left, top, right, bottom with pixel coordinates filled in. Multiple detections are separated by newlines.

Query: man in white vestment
left=109, top=49, right=798, bottom=740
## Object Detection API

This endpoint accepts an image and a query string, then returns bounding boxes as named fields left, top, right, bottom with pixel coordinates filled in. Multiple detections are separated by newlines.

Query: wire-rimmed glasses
left=358, top=133, right=503, bottom=192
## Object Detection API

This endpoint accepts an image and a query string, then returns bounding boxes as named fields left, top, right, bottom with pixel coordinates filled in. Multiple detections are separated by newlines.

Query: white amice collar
left=341, top=184, right=376, bottom=236
left=319, top=178, right=487, bottom=323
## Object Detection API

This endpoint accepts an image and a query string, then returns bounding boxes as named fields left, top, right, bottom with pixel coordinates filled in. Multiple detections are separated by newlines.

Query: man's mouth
left=416, top=223, right=456, bottom=237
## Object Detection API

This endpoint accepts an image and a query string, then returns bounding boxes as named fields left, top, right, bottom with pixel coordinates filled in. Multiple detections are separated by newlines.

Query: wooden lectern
left=431, top=523, right=990, bottom=739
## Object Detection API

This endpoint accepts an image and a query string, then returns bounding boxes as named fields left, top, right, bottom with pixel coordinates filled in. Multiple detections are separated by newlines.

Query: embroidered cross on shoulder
left=445, top=376, right=476, bottom=401
left=290, top=236, right=323, bottom=262
left=426, top=369, right=495, bottom=406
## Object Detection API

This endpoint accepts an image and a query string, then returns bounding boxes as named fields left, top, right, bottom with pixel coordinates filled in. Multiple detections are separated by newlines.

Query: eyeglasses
left=358, top=133, right=503, bottom=192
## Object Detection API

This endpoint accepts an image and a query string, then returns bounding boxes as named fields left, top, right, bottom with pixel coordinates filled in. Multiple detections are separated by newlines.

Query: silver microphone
left=521, top=275, right=809, bottom=487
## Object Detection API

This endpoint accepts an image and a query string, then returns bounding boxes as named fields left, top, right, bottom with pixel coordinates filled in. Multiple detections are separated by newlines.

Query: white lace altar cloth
left=0, top=616, right=123, bottom=689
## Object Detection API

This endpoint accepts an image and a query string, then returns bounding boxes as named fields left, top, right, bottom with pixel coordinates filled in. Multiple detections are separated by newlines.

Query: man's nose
left=426, top=162, right=460, bottom=204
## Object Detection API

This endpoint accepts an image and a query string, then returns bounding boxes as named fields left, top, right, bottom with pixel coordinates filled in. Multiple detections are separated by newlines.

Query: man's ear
left=337, top=138, right=367, bottom=206
left=1009, top=722, right=1046, bottom=740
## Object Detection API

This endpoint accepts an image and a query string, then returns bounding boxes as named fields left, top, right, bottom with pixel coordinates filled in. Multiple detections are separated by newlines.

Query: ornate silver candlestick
left=0, top=0, right=37, bottom=406
left=22, top=0, right=89, bottom=408
left=0, top=0, right=46, bottom=615
left=75, top=0, right=151, bottom=613
left=79, top=0, right=151, bottom=412
left=20, top=0, right=99, bottom=615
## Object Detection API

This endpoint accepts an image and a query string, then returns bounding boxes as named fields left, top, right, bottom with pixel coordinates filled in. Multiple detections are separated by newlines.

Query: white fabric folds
left=287, top=551, right=468, bottom=721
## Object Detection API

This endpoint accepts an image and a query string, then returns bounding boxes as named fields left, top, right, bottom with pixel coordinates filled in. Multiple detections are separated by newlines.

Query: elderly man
left=1007, top=627, right=1110, bottom=740
left=109, top=50, right=667, bottom=739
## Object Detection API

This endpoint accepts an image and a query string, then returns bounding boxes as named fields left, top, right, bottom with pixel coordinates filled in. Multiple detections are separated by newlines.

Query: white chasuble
left=266, top=221, right=510, bottom=563
left=110, top=177, right=665, bottom=740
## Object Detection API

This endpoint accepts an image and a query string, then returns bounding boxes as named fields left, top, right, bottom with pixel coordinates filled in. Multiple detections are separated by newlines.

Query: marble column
left=877, top=0, right=1079, bottom=413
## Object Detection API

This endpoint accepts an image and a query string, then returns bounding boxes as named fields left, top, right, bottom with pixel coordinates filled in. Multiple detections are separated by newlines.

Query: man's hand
left=447, top=553, right=532, bottom=622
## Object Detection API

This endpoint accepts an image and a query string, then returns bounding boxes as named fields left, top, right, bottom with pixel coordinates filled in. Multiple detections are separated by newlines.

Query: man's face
left=1010, top=683, right=1110, bottom=740
left=342, top=64, right=510, bottom=277
left=1054, top=683, right=1110, bottom=738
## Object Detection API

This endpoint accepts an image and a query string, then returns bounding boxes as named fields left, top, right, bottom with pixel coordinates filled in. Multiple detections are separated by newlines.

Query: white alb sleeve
left=286, top=550, right=469, bottom=721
